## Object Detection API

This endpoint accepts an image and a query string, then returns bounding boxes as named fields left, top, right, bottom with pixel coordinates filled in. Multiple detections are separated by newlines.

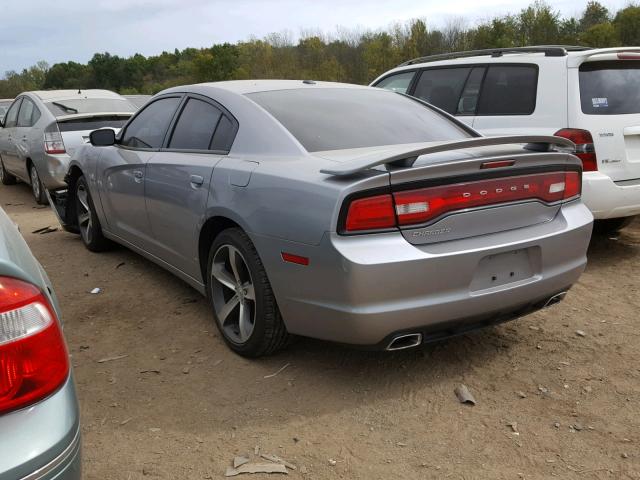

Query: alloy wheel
left=211, top=244, right=256, bottom=344
left=76, top=184, right=93, bottom=245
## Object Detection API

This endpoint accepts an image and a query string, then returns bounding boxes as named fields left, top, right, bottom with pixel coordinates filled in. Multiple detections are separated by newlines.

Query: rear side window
left=457, top=67, right=485, bottom=115
left=579, top=61, right=640, bottom=115
left=3, top=99, right=21, bottom=128
left=375, top=72, right=416, bottom=94
left=209, top=115, right=236, bottom=152
left=121, top=97, right=181, bottom=149
left=413, top=68, right=471, bottom=114
left=477, top=65, right=537, bottom=115
left=247, top=88, right=471, bottom=152
left=17, top=98, right=40, bottom=127
left=169, top=98, right=222, bottom=150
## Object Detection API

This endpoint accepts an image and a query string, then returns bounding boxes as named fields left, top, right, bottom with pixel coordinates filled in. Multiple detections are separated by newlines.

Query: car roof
left=174, top=80, right=368, bottom=95
left=27, top=89, right=125, bottom=101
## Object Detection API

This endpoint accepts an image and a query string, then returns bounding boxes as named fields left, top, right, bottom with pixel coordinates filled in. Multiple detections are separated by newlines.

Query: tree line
left=1, top=1, right=639, bottom=98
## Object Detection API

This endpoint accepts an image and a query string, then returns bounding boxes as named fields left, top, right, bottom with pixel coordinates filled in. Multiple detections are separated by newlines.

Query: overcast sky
left=0, top=0, right=629, bottom=73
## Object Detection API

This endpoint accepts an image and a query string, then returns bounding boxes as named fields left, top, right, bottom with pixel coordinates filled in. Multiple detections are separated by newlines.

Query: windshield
left=579, top=61, right=640, bottom=115
left=246, top=88, right=471, bottom=152
left=45, top=98, right=136, bottom=117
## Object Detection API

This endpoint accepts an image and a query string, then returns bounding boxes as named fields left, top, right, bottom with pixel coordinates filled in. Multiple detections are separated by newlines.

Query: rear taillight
left=555, top=128, right=597, bottom=172
left=44, top=123, right=66, bottom=155
left=0, top=277, right=69, bottom=415
left=342, top=171, right=581, bottom=233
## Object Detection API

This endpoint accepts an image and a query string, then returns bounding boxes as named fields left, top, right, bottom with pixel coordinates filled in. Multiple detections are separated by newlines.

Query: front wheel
left=29, top=164, right=46, bottom=204
left=207, top=228, right=290, bottom=357
left=75, top=175, right=112, bottom=252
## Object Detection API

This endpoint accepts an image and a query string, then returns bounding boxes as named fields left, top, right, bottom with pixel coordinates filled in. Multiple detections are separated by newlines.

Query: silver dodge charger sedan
left=49, top=80, right=593, bottom=357
left=0, top=207, right=81, bottom=479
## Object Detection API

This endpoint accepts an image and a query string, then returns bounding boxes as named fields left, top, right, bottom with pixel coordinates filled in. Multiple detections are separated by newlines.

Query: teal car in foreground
left=0, top=207, right=81, bottom=480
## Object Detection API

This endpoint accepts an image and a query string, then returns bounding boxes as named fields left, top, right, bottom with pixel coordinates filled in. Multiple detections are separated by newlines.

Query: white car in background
left=372, top=46, right=640, bottom=233
left=0, top=90, right=136, bottom=203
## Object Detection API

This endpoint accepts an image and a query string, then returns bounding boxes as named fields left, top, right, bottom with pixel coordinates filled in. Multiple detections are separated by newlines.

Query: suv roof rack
left=398, top=45, right=593, bottom=66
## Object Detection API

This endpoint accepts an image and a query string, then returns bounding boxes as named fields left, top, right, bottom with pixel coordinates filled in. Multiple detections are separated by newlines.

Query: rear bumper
left=258, top=201, right=593, bottom=346
left=0, top=375, right=81, bottom=480
left=35, top=153, right=70, bottom=190
left=582, top=171, right=640, bottom=219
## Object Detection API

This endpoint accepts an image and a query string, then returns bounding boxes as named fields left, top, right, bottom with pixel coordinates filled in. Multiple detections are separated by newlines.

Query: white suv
left=372, top=46, right=640, bottom=232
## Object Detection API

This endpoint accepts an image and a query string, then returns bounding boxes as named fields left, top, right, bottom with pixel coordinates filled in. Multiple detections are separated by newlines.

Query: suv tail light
left=554, top=128, right=597, bottom=171
left=0, top=277, right=69, bottom=415
left=44, top=123, right=66, bottom=155
left=342, top=170, right=581, bottom=233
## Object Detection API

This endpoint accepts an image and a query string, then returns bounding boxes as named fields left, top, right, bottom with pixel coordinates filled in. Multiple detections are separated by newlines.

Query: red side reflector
left=281, top=252, right=309, bottom=266
left=344, top=194, right=396, bottom=232
left=480, top=160, right=515, bottom=169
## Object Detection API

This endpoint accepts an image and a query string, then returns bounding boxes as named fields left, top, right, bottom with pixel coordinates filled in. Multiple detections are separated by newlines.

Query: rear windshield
left=246, top=88, right=471, bottom=152
left=579, top=61, right=640, bottom=115
left=57, top=116, right=131, bottom=132
left=45, top=98, right=136, bottom=117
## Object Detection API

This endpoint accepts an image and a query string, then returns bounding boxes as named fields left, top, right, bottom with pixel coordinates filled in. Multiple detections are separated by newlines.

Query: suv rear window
left=579, top=61, right=640, bottom=115
left=247, top=88, right=471, bottom=152
left=477, top=65, right=537, bottom=115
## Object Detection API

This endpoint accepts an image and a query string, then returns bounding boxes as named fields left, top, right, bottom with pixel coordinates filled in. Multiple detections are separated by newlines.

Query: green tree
left=581, top=23, right=619, bottom=46
left=580, top=1, right=611, bottom=31
left=614, top=5, right=640, bottom=46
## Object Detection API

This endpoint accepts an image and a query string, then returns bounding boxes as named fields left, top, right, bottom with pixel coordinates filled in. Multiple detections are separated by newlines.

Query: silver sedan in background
left=50, top=80, right=592, bottom=357
left=0, top=90, right=136, bottom=204
left=0, top=207, right=81, bottom=479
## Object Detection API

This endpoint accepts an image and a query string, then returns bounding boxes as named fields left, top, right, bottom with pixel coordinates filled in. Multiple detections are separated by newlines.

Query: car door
left=0, top=98, right=23, bottom=177
left=409, top=66, right=485, bottom=128
left=144, top=94, right=237, bottom=279
left=15, top=97, right=42, bottom=180
left=97, top=95, right=182, bottom=248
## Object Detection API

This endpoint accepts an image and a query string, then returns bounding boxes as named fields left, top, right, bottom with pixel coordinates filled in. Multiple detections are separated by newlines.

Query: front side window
left=413, top=68, right=471, bottom=114
left=247, top=88, right=471, bottom=152
left=121, top=97, right=181, bottom=149
left=477, top=65, right=537, bottom=115
left=579, top=60, right=640, bottom=115
left=374, top=71, right=416, bottom=94
left=3, top=99, right=22, bottom=128
left=169, top=98, right=222, bottom=150
left=17, top=98, right=40, bottom=127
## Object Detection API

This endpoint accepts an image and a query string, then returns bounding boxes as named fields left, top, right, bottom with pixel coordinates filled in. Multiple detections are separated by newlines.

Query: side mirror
left=90, top=128, right=116, bottom=146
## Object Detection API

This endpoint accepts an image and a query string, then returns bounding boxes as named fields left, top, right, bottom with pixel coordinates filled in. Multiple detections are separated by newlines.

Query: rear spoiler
left=567, top=47, right=640, bottom=67
left=319, top=135, right=576, bottom=176
left=55, top=112, right=133, bottom=122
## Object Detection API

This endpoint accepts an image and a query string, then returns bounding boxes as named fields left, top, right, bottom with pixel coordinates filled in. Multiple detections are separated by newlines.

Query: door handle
left=133, top=170, right=143, bottom=183
left=190, top=174, right=204, bottom=187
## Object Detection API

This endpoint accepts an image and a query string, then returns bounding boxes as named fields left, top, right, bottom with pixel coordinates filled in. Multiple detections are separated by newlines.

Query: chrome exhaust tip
left=386, top=333, right=423, bottom=351
left=544, top=291, right=568, bottom=308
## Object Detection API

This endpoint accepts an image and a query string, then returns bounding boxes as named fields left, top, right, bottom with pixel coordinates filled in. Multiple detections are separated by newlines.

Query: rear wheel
left=207, top=228, right=289, bottom=357
left=29, top=164, right=46, bottom=204
left=593, top=216, right=636, bottom=235
left=0, top=159, right=17, bottom=185
left=75, top=175, right=111, bottom=252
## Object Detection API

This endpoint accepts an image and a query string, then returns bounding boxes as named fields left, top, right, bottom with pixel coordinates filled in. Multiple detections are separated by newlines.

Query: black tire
left=75, top=175, right=112, bottom=252
left=206, top=228, right=290, bottom=357
left=29, top=163, right=47, bottom=204
left=593, top=216, right=635, bottom=236
left=0, top=158, right=17, bottom=185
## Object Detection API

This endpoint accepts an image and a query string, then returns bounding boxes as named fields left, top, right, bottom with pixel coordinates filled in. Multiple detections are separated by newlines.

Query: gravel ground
left=2, top=182, right=639, bottom=480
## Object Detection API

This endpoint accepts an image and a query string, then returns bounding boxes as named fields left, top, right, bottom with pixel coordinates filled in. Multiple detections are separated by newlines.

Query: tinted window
left=375, top=72, right=416, bottom=94
left=413, top=68, right=471, bottom=114
left=210, top=115, right=236, bottom=152
left=45, top=98, right=136, bottom=117
left=579, top=61, right=640, bottom=115
left=457, top=67, right=485, bottom=115
left=477, top=65, right=537, bottom=115
left=3, top=99, right=21, bottom=128
left=121, top=97, right=181, bottom=149
left=17, top=98, right=40, bottom=127
left=247, top=88, right=471, bottom=152
left=169, top=98, right=222, bottom=150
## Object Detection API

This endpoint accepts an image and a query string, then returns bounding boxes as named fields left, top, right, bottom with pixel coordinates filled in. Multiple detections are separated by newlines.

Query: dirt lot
left=2, top=182, right=640, bottom=480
